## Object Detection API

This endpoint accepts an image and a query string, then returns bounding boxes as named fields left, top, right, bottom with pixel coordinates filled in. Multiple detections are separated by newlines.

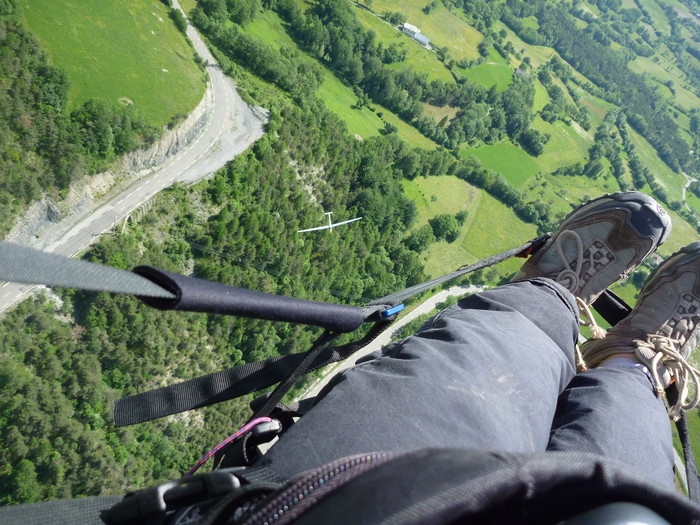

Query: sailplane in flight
left=297, top=212, right=362, bottom=233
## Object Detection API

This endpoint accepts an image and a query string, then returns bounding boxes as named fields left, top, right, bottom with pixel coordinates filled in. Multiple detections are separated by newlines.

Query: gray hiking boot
left=514, top=192, right=671, bottom=305
left=580, top=242, right=700, bottom=419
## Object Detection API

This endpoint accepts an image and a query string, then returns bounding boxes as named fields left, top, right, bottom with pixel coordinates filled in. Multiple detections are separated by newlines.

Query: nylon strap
left=113, top=321, right=392, bottom=426
left=370, top=234, right=551, bottom=306
left=667, top=385, right=700, bottom=501
left=112, top=237, right=547, bottom=426
left=0, top=495, right=121, bottom=525
left=109, top=237, right=547, bottom=425
left=0, top=241, right=175, bottom=299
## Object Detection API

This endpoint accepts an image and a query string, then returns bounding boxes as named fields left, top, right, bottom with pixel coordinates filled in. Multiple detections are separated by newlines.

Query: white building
left=401, top=23, right=430, bottom=47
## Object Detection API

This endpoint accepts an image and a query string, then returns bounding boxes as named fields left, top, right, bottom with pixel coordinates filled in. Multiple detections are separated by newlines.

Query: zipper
left=243, top=452, right=396, bottom=525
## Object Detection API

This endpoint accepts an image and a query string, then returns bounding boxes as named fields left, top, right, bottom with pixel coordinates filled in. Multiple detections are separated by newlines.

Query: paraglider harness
left=1, top=237, right=699, bottom=524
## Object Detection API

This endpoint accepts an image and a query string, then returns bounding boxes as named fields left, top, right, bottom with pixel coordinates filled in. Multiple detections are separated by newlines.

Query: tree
left=226, top=0, right=261, bottom=24
left=9, top=459, right=43, bottom=503
left=169, top=8, right=187, bottom=34
left=519, top=129, right=549, bottom=156
left=383, top=11, right=407, bottom=26
left=405, top=224, right=436, bottom=251
left=429, top=214, right=461, bottom=242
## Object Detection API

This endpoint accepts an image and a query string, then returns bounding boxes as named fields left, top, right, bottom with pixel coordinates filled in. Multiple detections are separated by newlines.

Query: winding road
left=0, top=1, right=266, bottom=314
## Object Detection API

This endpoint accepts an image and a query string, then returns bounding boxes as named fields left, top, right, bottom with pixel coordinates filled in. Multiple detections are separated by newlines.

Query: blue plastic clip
left=381, top=304, right=405, bottom=318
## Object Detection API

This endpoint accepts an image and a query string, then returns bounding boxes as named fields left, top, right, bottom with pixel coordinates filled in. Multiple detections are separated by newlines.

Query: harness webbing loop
left=113, top=321, right=392, bottom=426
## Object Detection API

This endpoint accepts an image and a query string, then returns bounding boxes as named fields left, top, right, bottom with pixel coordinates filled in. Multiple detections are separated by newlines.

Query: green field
left=571, top=88, right=617, bottom=128
left=494, top=21, right=554, bottom=68
left=423, top=103, right=459, bottom=124
left=531, top=117, right=590, bottom=173
left=352, top=5, right=454, bottom=84
left=22, top=0, right=205, bottom=127
left=687, top=191, right=700, bottom=215
left=628, top=127, right=686, bottom=203
left=368, top=0, right=483, bottom=61
left=245, top=8, right=298, bottom=48
left=319, top=69, right=438, bottom=148
left=457, top=47, right=513, bottom=92
left=552, top=77, right=577, bottom=107
left=403, top=177, right=537, bottom=278
left=629, top=51, right=700, bottom=113
left=427, top=190, right=538, bottom=279
left=404, top=175, right=480, bottom=225
left=465, top=143, right=540, bottom=187
left=533, top=79, right=550, bottom=112
left=382, top=108, right=439, bottom=149
left=636, top=0, right=671, bottom=35
left=318, top=76, right=385, bottom=140
left=659, top=208, right=700, bottom=257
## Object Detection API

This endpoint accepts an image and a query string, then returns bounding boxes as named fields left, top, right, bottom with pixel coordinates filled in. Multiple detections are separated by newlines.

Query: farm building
left=401, top=23, right=430, bottom=47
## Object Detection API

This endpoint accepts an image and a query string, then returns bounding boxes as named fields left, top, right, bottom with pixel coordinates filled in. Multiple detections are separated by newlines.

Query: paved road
left=0, top=2, right=265, bottom=314
left=682, top=171, right=698, bottom=213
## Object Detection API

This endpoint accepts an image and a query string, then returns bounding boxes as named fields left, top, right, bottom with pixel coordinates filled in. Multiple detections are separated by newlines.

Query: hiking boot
left=581, top=242, right=700, bottom=419
left=514, top=192, right=671, bottom=305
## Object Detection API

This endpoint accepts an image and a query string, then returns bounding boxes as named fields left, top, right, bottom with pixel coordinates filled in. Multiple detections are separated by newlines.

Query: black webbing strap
left=591, top=289, right=632, bottom=326
left=369, top=234, right=551, bottom=306
left=667, top=385, right=700, bottom=501
left=113, top=321, right=392, bottom=426
left=114, top=237, right=550, bottom=426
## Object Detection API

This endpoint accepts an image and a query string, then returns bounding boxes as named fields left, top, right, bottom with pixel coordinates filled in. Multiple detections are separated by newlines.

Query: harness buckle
left=102, top=468, right=242, bottom=525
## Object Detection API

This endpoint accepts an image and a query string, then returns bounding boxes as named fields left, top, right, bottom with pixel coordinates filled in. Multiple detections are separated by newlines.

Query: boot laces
left=554, top=230, right=584, bottom=293
left=633, top=334, right=700, bottom=420
left=555, top=230, right=609, bottom=343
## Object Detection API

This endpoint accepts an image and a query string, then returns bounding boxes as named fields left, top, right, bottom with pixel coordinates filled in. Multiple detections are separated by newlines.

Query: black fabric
left=113, top=323, right=389, bottom=427
left=134, top=266, right=366, bottom=333
left=591, top=289, right=632, bottom=326
left=243, top=448, right=700, bottom=525
left=0, top=495, right=121, bottom=525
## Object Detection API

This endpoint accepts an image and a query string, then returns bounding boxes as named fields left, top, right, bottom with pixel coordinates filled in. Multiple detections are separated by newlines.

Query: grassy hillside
left=361, top=0, right=700, bottom=265
left=457, top=48, right=513, bottom=92
left=369, top=0, right=483, bottom=61
left=243, top=8, right=438, bottom=148
left=466, top=143, right=540, bottom=187
left=403, top=177, right=538, bottom=278
left=22, top=0, right=205, bottom=127
left=352, top=5, right=454, bottom=83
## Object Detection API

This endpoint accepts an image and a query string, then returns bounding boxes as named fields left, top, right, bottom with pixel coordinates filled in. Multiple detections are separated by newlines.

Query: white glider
left=297, top=212, right=363, bottom=233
